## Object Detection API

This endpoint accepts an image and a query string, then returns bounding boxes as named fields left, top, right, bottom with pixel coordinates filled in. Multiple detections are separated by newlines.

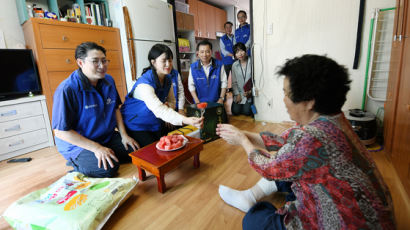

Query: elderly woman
left=216, top=55, right=394, bottom=229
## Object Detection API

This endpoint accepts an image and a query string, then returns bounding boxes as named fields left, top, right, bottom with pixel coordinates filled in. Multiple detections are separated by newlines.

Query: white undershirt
left=132, top=74, right=185, bottom=126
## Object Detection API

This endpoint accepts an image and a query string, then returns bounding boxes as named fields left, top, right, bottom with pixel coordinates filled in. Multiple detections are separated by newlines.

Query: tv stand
left=0, top=95, right=54, bottom=161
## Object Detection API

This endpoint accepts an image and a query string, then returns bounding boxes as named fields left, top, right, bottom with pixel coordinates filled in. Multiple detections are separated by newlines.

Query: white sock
left=218, top=178, right=278, bottom=213
left=253, top=178, right=278, bottom=198
left=218, top=185, right=256, bottom=212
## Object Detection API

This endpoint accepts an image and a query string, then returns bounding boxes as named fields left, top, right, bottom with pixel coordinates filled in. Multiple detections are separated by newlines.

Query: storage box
left=186, top=102, right=228, bottom=143
left=175, top=1, right=189, bottom=13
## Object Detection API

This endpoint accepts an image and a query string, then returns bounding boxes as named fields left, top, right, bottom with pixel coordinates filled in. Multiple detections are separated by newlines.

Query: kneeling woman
left=121, top=44, right=202, bottom=147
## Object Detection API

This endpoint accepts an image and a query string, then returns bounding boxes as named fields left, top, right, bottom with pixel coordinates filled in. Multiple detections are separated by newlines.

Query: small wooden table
left=129, top=136, right=204, bottom=193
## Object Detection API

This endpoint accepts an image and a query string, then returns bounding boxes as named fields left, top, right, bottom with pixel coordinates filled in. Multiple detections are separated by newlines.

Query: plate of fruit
left=156, top=134, right=188, bottom=151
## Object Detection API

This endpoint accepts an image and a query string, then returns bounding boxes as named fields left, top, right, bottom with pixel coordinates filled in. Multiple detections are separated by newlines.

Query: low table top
left=129, top=136, right=204, bottom=168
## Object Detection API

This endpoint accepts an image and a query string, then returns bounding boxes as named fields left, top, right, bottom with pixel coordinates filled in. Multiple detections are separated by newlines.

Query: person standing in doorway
left=220, top=21, right=235, bottom=77
left=234, top=10, right=251, bottom=55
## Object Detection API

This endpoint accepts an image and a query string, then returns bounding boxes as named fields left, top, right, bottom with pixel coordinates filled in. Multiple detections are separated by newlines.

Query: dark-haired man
left=220, top=21, right=235, bottom=77
left=52, top=42, right=139, bottom=178
left=188, top=40, right=227, bottom=104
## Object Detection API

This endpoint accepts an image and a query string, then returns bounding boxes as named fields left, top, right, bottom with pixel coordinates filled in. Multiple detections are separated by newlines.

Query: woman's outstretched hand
left=183, top=116, right=204, bottom=129
left=216, top=124, right=246, bottom=145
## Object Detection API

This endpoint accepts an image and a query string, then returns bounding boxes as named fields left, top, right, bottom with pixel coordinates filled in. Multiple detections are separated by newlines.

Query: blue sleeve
left=52, top=85, right=78, bottom=131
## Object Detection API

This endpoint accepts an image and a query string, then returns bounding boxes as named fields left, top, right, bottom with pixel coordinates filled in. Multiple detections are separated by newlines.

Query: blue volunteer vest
left=235, top=23, right=251, bottom=45
left=121, top=69, right=172, bottom=132
left=221, top=34, right=234, bottom=65
left=170, top=69, right=180, bottom=110
left=53, top=69, right=119, bottom=160
left=191, top=58, right=222, bottom=103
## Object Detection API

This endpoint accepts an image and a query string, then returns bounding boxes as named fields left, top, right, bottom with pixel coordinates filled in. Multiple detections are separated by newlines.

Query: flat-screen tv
left=0, top=49, right=42, bottom=100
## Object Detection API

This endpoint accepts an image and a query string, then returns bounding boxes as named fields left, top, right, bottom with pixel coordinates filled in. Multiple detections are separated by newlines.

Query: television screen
left=0, top=49, right=41, bottom=99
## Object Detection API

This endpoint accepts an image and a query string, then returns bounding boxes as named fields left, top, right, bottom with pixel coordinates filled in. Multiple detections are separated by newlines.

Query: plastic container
left=175, top=1, right=189, bottom=13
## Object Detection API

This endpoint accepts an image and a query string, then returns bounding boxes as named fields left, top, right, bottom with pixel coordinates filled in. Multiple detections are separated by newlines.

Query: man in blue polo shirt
left=220, top=21, right=235, bottom=77
left=52, top=42, right=139, bottom=178
left=188, top=40, right=227, bottom=104
left=234, top=10, right=251, bottom=56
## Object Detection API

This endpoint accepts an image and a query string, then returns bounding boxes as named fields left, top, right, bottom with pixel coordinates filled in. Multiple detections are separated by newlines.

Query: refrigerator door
left=134, top=40, right=177, bottom=79
left=123, top=0, right=175, bottom=42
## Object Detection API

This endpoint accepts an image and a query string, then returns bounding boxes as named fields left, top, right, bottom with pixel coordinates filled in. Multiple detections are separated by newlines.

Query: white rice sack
left=2, top=172, right=137, bottom=230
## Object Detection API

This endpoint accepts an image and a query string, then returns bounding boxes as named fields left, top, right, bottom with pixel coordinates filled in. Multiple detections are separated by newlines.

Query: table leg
left=157, top=174, right=166, bottom=193
left=137, top=166, right=147, bottom=181
left=193, top=153, right=200, bottom=168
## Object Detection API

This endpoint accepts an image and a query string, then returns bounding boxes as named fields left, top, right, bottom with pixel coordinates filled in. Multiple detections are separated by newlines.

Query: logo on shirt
left=106, top=97, right=115, bottom=105
left=211, top=74, right=217, bottom=79
left=85, top=104, right=98, bottom=109
left=243, top=34, right=248, bottom=38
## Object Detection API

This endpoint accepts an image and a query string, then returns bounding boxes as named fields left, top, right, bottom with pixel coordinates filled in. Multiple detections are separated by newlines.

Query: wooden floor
left=0, top=116, right=409, bottom=229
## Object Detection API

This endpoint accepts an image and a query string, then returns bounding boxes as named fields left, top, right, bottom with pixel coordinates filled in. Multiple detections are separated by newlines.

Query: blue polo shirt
left=52, top=69, right=121, bottom=160
left=220, top=34, right=234, bottom=66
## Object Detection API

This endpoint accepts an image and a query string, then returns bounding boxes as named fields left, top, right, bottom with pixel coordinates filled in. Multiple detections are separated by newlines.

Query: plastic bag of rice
left=2, top=172, right=137, bottom=230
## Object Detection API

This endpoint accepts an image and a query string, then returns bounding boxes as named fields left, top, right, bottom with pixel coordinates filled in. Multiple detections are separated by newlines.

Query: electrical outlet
left=267, top=98, right=273, bottom=107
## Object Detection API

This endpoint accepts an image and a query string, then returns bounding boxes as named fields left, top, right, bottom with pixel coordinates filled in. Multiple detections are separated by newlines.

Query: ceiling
left=200, top=0, right=249, bottom=11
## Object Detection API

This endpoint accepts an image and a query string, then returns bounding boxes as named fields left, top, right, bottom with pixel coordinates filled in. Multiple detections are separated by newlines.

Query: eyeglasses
left=84, top=59, right=110, bottom=66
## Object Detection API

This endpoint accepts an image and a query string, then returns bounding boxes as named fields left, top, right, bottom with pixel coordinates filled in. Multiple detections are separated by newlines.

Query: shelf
left=16, top=0, right=110, bottom=25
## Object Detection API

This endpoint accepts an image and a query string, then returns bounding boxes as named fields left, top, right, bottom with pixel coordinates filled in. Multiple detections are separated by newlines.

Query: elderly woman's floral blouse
left=248, top=113, right=395, bottom=230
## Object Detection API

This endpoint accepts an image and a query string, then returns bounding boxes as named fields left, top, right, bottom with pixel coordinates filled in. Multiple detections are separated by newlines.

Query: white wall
left=252, top=0, right=395, bottom=123
left=1, top=0, right=26, bottom=48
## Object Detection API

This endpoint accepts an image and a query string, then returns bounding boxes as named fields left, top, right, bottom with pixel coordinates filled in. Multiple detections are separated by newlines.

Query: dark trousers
left=68, top=131, right=132, bottom=178
left=242, top=181, right=295, bottom=230
left=224, top=64, right=232, bottom=77
left=126, top=129, right=163, bottom=148
left=231, top=101, right=253, bottom=116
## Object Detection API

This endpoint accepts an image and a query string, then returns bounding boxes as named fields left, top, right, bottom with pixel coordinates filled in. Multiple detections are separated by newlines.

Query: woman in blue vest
left=121, top=44, right=202, bottom=147
left=220, top=21, right=235, bottom=77
left=234, top=10, right=251, bottom=56
left=188, top=40, right=227, bottom=104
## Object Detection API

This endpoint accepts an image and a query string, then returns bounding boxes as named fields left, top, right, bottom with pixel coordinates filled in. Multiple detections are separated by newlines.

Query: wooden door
left=384, top=0, right=406, bottom=155
left=392, top=0, right=410, bottom=197
left=183, top=13, right=195, bottom=31
left=215, top=8, right=226, bottom=33
left=197, top=1, right=207, bottom=38
left=188, top=0, right=200, bottom=37
left=206, top=4, right=216, bottom=39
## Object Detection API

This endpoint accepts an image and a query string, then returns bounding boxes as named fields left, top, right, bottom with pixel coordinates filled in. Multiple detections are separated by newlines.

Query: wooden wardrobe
left=384, top=0, right=410, bottom=197
left=22, top=18, right=128, bottom=121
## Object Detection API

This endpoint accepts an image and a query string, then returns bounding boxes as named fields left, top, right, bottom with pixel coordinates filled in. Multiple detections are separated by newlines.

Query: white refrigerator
left=110, top=0, right=177, bottom=92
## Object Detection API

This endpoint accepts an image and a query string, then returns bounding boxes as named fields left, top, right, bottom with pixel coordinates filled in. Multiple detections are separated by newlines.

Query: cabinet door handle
left=407, top=104, right=410, bottom=111
left=5, top=124, right=21, bottom=132
left=65, top=58, right=71, bottom=64
left=99, top=39, right=105, bottom=44
left=9, top=139, right=24, bottom=147
left=62, top=36, right=68, bottom=41
left=1, top=110, right=17, bottom=117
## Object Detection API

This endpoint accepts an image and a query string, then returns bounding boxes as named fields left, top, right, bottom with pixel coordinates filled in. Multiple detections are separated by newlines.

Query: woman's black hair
left=142, top=44, right=173, bottom=75
left=277, top=54, right=351, bottom=115
left=196, top=40, right=212, bottom=51
left=75, top=42, right=106, bottom=59
left=237, top=10, right=247, bottom=17
left=233, top=42, right=247, bottom=56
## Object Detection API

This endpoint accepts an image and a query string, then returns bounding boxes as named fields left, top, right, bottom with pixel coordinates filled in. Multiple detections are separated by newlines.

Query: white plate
left=156, top=135, right=188, bottom=151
